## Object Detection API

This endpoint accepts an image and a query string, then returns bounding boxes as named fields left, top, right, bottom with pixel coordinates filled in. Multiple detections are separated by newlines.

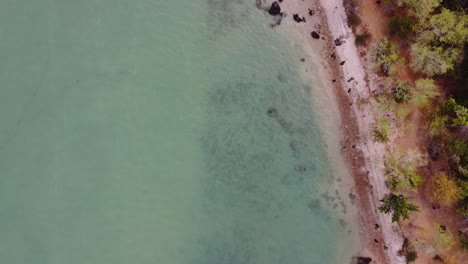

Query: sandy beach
left=274, top=0, right=407, bottom=262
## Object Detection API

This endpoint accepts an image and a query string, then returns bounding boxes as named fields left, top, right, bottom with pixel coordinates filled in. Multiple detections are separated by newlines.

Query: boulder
left=268, top=2, right=282, bottom=16
left=335, top=38, right=343, bottom=46
left=311, top=31, right=320, bottom=39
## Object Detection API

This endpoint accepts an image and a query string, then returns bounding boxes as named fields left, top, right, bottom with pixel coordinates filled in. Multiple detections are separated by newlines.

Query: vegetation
left=389, top=16, right=414, bottom=38
left=433, top=224, right=456, bottom=252
left=385, top=149, right=427, bottom=191
left=393, top=82, right=411, bottom=103
left=372, top=38, right=401, bottom=75
left=411, top=78, right=440, bottom=108
left=431, top=173, right=463, bottom=205
left=379, top=194, right=419, bottom=222
left=355, top=33, right=372, bottom=46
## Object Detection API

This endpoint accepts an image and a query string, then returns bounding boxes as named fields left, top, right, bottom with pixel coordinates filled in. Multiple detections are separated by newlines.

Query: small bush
left=389, top=16, right=413, bottom=38
left=385, top=149, right=428, bottom=192
left=461, top=235, right=468, bottom=250
left=406, top=250, right=418, bottom=263
left=347, top=13, right=362, bottom=28
left=457, top=198, right=468, bottom=216
left=444, top=98, right=468, bottom=127
left=429, top=111, right=448, bottom=138
left=434, top=224, right=456, bottom=252
left=355, top=33, right=372, bottom=46
left=431, top=173, right=462, bottom=205
left=412, top=78, right=440, bottom=108
left=373, top=38, right=401, bottom=75
left=393, top=82, right=411, bottom=103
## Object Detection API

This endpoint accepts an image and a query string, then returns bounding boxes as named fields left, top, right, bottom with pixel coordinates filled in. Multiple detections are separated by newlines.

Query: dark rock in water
left=335, top=38, right=343, bottom=46
left=266, top=107, right=278, bottom=117
left=311, top=31, right=320, bottom=39
left=351, top=256, right=372, bottom=264
left=295, top=165, right=307, bottom=172
left=293, top=14, right=305, bottom=23
left=340, top=60, right=346, bottom=66
left=268, top=2, right=282, bottom=16
left=300, top=58, right=305, bottom=62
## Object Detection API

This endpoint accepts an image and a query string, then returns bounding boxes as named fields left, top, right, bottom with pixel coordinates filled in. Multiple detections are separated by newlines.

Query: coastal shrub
left=433, top=224, right=456, bottom=252
left=355, top=33, right=371, bottom=46
left=373, top=38, right=401, bottom=75
left=429, top=111, right=449, bottom=138
left=411, top=78, right=440, bottom=108
left=406, top=250, right=418, bottom=263
left=460, top=234, right=468, bottom=250
left=431, top=173, right=463, bottom=205
left=457, top=198, right=468, bottom=216
left=347, top=13, right=362, bottom=28
left=389, top=16, right=414, bottom=38
left=385, top=149, right=428, bottom=191
left=371, top=119, right=390, bottom=143
left=378, top=193, right=419, bottom=222
left=393, top=82, right=411, bottom=103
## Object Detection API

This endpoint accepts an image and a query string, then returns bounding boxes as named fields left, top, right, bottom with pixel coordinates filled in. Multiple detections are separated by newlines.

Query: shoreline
left=313, top=0, right=404, bottom=263
left=274, top=0, right=405, bottom=262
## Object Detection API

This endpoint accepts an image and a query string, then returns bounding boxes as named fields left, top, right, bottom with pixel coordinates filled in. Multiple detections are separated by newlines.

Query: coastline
left=312, top=0, right=404, bottom=263
left=275, top=0, right=405, bottom=262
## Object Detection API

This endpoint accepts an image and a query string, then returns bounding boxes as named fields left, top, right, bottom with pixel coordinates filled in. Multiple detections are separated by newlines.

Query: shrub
left=393, top=82, right=411, bottom=103
left=411, top=78, right=440, bottom=108
left=431, top=173, right=462, bottom=205
left=347, top=13, right=362, bottom=28
left=385, top=149, right=428, bottom=191
left=457, top=198, right=468, bottom=216
left=373, top=38, right=401, bottom=75
left=429, top=112, right=449, bottom=138
left=461, top=234, right=468, bottom=250
left=434, top=224, right=455, bottom=252
left=355, top=33, right=372, bottom=46
left=379, top=194, right=419, bottom=222
left=443, top=98, right=468, bottom=127
left=389, top=16, right=414, bottom=38
left=406, top=250, right=418, bottom=263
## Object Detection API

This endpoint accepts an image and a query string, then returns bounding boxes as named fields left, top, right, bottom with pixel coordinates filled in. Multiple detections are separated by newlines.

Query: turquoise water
left=0, top=0, right=357, bottom=263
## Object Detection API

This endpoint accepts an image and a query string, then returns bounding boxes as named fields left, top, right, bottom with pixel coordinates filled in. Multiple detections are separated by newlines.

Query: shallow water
left=0, top=1, right=357, bottom=263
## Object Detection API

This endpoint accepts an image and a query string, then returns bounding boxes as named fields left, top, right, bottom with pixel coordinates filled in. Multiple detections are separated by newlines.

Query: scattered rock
left=268, top=2, right=282, bottom=16
left=352, top=257, right=372, bottom=264
left=311, top=31, right=320, bottom=39
left=294, top=165, right=307, bottom=172
left=374, top=239, right=379, bottom=243
left=308, top=8, right=315, bottom=16
left=293, top=14, right=306, bottom=23
left=340, top=60, right=346, bottom=66
left=266, top=107, right=278, bottom=117
left=349, top=193, right=356, bottom=200
left=335, top=38, right=343, bottom=46
left=347, top=77, right=355, bottom=82
left=375, top=223, right=380, bottom=229
left=331, top=53, right=336, bottom=59
left=347, top=88, right=351, bottom=93
left=332, top=79, right=336, bottom=82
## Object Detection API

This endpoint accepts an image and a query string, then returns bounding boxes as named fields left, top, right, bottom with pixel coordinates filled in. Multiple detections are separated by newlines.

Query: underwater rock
left=311, top=31, right=320, bottom=39
left=268, top=2, right=282, bottom=16
left=266, top=107, right=278, bottom=117
left=293, top=14, right=305, bottom=23
left=351, top=256, right=372, bottom=264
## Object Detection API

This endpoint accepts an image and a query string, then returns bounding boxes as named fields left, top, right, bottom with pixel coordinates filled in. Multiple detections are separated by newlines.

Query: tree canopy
left=379, top=194, right=420, bottom=222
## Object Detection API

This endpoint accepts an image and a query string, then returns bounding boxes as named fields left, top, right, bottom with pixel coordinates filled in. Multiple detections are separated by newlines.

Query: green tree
left=379, top=194, right=420, bottom=222
left=417, top=8, right=468, bottom=46
left=393, top=82, right=411, bottom=103
left=410, top=43, right=461, bottom=76
left=399, top=0, right=443, bottom=19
